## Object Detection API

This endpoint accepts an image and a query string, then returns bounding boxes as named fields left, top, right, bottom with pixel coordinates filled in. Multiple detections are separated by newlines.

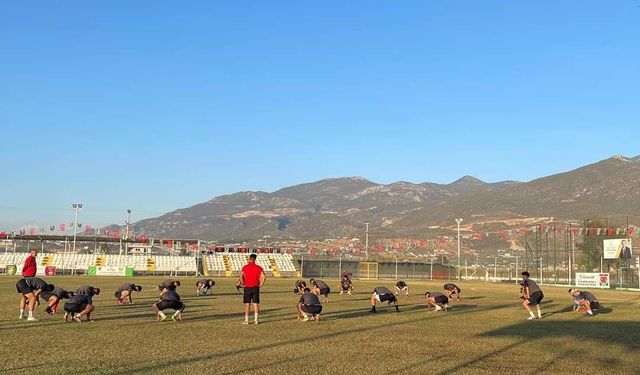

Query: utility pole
left=72, top=203, right=83, bottom=253
left=365, top=222, right=369, bottom=260
left=455, top=218, right=463, bottom=281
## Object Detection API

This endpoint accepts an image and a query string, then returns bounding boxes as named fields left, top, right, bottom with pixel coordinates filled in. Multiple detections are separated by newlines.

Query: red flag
left=84, top=225, right=91, bottom=233
left=113, top=231, right=120, bottom=239
left=0, top=231, right=6, bottom=239
left=60, top=224, right=66, bottom=231
left=29, top=228, right=35, bottom=235
left=629, top=226, right=637, bottom=235
left=607, top=228, right=615, bottom=236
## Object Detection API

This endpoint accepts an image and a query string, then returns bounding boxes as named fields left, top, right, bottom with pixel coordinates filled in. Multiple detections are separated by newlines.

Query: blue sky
left=1, top=1, right=638, bottom=230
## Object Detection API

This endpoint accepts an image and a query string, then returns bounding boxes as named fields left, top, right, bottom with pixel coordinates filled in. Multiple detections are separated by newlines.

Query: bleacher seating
left=154, top=255, right=197, bottom=273
left=205, top=254, right=226, bottom=272
left=1, top=251, right=297, bottom=277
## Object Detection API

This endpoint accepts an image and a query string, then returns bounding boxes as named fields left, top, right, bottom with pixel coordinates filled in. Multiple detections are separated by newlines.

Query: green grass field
left=1, top=276, right=639, bottom=375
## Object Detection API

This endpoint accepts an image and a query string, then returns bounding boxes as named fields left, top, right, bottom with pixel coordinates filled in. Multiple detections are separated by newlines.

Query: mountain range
left=129, top=155, right=640, bottom=242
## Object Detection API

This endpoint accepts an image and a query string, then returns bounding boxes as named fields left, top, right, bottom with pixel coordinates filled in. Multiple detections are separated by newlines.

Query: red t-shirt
left=241, top=261, right=264, bottom=288
left=22, top=255, right=37, bottom=277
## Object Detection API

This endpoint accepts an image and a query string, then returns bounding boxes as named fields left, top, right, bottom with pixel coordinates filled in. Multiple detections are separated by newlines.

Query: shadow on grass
left=389, top=353, right=448, bottom=375
left=460, top=296, right=485, bottom=300
left=0, top=363, right=47, bottom=372
left=481, top=320, right=640, bottom=348
left=447, top=304, right=477, bottom=311
left=103, top=301, right=517, bottom=375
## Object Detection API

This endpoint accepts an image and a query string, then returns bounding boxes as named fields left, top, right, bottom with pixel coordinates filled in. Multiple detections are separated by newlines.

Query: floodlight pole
left=455, top=218, right=463, bottom=281
left=125, top=209, right=132, bottom=240
left=72, top=203, right=83, bottom=253
left=365, top=222, right=369, bottom=260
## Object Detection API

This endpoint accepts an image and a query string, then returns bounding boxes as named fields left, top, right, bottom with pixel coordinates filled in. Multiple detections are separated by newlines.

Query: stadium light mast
left=365, top=222, right=369, bottom=260
left=125, top=209, right=132, bottom=240
left=455, top=218, right=463, bottom=281
left=72, top=203, right=83, bottom=253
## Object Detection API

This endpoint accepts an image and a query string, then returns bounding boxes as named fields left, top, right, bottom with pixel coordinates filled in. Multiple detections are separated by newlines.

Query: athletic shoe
left=369, top=309, right=376, bottom=313
left=527, top=316, right=537, bottom=320
left=585, top=313, right=594, bottom=318
left=19, top=315, right=24, bottom=320
left=301, top=315, right=309, bottom=322
left=254, top=320, right=258, bottom=325
left=339, top=291, right=343, bottom=295
left=348, top=291, right=352, bottom=296
left=242, top=321, right=249, bottom=325
left=159, top=315, right=167, bottom=322
left=27, top=316, right=38, bottom=322
left=435, top=305, right=442, bottom=311
left=63, top=312, right=69, bottom=322
left=170, top=315, right=177, bottom=321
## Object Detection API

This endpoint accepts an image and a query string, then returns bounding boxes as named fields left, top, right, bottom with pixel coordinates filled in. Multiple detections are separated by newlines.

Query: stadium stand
left=0, top=251, right=298, bottom=277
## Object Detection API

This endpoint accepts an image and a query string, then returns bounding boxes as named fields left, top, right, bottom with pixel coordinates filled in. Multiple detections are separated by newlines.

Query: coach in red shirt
left=22, top=249, right=38, bottom=277
left=240, top=253, right=266, bottom=325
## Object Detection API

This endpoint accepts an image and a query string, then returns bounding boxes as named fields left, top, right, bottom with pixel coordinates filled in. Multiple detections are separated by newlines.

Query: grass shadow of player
left=185, top=307, right=291, bottom=322
left=594, top=307, right=613, bottom=315
left=461, top=296, right=485, bottom=300
left=446, top=304, right=478, bottom=311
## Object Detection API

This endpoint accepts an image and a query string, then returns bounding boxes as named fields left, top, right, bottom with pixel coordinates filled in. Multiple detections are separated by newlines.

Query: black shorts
left=156, top=300, right=184, bottom=311
left=243, top=287, right=260, bottom=304
left=380, top=294, right=397, bottom=303
left=64, top=303, right=87, bottom=313
left=16, top=279, right=33, bottom=295
left=319, top=287, right=330, bottom=296
left=528, top=291, right=544, bottom=305
left=41, top=291, right=62, bottom=301
left=301, top=305, right=322, bottom=315
left=341, top=283, right=351, bottom=290
left=434, top=295, right=448, bottom=304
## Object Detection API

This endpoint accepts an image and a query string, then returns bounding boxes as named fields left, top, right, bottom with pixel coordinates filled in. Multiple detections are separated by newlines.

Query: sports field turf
left=1, top=276, right=639, bottom=374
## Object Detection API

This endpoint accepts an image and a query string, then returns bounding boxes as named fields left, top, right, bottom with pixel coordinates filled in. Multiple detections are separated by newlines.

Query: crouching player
left=293, top=279, right=307, bottom=294
left=370, top=286, right=399, bottom=313
left=443, top=283, right=461, bottom=301
left=153, top=287, right=185, bottom=321
left=196, top=279, right=215, bottom=296
left=76, top=285, right=101, bottom=297
left=297, top=287, right=322, bottom=322
left=64, top=293, right=95, bottom=323
left=310, top=279, right=331, bottom=303
left=158, top=280, right=180, bottom=293
left=42, top=287, right=74, bottom=315
left=569, top=289, right=600, bottom=317
left=16, top=277, right=54, bottom=321
left=115, top=283, right=143, bottom=304
left=395, top=280, right=409, bottom=296
left=338, top=274, right=353, bottom=296
left=425, top=291, right=449, bottom=311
